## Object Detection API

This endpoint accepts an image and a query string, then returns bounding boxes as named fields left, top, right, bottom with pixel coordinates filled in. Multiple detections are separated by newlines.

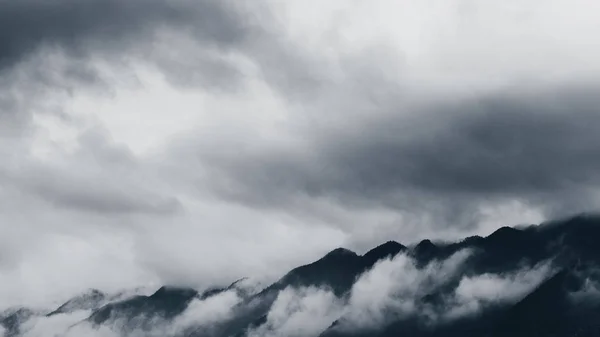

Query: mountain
left=81, top=278, right=254, bottom=335
left=362, top=241, right=407, bottom=266
left=87, top=286, right=198, bottom=328
left=271, top=240, right=407, bottom=295
left=489, top=268, right=600, bottom=337
left=319, top=215, right=600, bottom=337
left=4, top=214, right=600, bottom=337
left=185, top=242, right=408, bottom=337
left=46, top=289, right=107, bottom=316
left=0, top=308, right=36, bottom=337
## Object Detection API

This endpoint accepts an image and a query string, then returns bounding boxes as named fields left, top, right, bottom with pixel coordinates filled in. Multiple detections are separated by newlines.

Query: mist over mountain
left=2, top=0, right=600, bottom=336
left=3, top=214, right=600, bottom=337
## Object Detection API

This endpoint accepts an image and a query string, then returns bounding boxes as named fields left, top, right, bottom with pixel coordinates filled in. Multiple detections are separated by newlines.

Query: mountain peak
left=487, top=226, right=521, bottom=239
left=410, top=239, right=441, bottom=264
left=150, top=286, right=198, bottom=299
left=363, top=241, right=407, bottom=266
left=199, top=278, right=250, bottom=300
left=414, top=239, right=437, bottom=251
left=276, top=247, right=363, bottom=295
left=322, top=247, right=357, bottom=259
left=1, top=308, right=36, bottom=337
left=46, top=288, right=106, bottom=316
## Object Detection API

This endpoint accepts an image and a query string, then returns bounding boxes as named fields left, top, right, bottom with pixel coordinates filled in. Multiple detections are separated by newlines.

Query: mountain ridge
left=4, top=214, right=600, bottom=337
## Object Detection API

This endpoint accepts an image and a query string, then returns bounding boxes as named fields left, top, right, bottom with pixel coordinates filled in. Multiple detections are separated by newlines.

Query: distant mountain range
left=3, top=214, right=600, bottom=337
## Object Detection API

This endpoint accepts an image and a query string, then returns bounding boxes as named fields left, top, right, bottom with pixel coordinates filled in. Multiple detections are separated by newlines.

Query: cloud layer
left=1, top=0, right=600, bottom=310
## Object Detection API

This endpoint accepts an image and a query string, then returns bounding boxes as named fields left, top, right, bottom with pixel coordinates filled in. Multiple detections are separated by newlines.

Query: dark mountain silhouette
left=86, top=286, right=198, bottom=331
left=319, top=215, right=600, bottom=337
left=363, top=241, right=407, bottom=267
left=411, top=239, right=442, bottom=266
left=80, top=278, right=251, bottom=334
left=5, top=214, right=600, bottom=337
left=46, top=289, right=106, bottom=316
left=186, top=243, right=409, bottom=337
left=489, top=268, right=600, bottom=337
left=0, top=308, right=35, bottom=337
left=274, top=247, right=365, bottom=296
left=272, top=241, right=408, bottom=296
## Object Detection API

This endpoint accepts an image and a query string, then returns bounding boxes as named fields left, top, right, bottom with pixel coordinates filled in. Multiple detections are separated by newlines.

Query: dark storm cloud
left=189, top=85, right=600, bottom=224
left=321, top=87, right=600, bottom=197
left=2, top=165, right=183, bottom=216
left=0, top=0, right=327, bottom=121
left=32, top=178, right=182, bottom=215
left=0, top=0, right=253, bottom=130
left=0, top=0, right=259, bottom=152
left=0, top=0, right=247, bottom=71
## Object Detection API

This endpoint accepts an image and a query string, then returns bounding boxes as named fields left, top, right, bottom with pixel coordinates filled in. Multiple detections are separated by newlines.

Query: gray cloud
left=0, top=0, right=247, bottom=71
left=0, top=0, right=256, bottom=139
left=0, top=0, right=323, bottom=100
left=0, top=125, right=181, bottom=216
left=2, top=0, right=600, bottom=312
left=180, top=85, right=600, bottom=234
left=24, top=170, right=181, bottom=215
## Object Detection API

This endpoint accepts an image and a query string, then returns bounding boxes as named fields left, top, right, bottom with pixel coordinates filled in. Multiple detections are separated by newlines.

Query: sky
left=1, top=0, right=600, bottom=310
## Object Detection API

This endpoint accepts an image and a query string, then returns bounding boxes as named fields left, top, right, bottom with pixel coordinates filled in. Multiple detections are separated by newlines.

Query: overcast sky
left=1, top=0, right=600, bottom=310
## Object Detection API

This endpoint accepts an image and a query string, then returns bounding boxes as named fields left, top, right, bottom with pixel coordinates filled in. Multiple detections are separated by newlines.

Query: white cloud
left=0, top=228, right=157, bottom=310
left=340, top=250, right=472, bottom=330
left=443, top=262, right=553, bottom=320
left=20, top=310, right=90, bottom=337
left=172, top=290, right=242, bottom=332
left=248, top=287, right=343, bottom=337
left=569, top=273, right=600, bottom=304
